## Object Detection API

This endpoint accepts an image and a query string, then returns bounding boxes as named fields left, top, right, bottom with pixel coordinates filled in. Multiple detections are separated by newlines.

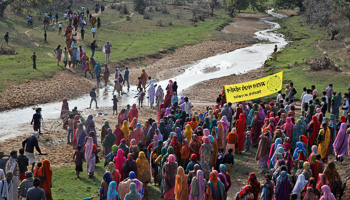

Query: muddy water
left=0, top=10, right=287, bottom=139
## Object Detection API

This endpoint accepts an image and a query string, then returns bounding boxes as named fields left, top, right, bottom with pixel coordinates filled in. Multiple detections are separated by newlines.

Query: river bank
left=0, top=13, right=269, bottom=111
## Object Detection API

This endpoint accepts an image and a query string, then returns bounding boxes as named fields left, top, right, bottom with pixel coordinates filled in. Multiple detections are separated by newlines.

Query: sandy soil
left=0, top=71, right=95, bottom=111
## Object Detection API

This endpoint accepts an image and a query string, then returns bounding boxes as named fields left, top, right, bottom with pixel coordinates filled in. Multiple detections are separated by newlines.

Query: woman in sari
left=101, top=121, right=111, bottom=144
left=130, top=117, right=138, bottom=130
left=267, top=138, right=282, bottom=167
left=159, top=121, right=170, bottom=141
left=316, top=173, right=331, bottom=194
left=189, top=170, right=206, bottom=200
left=292, top=174, right=308, bottom=200
left=255, top=131, right=270, bottom=172
left=113, top=124, right=124, bottom=145
left=107, top=181, right=119, bottom=200
left=174, top=166, right=188, bottom=200
left=106, top=162, right=121, bottom=186
left=318, top=123, right=331, bottom=162
left=103, top=64, right=110, bottom=86
left=250, top=112, right=263, bottom=147
left=199, top=136, right=214, bottom=179
left=163, top=81, right=174, bottom=108
left=209, top=118, right=217, bottom=133
left=293, top=142, right=307, bottom=160
left=113, top=149, right=126, bottom=175
left=72, top=115, right=80, bottom=148
left=247, top=172, right=260, bottom=200
left=217, top=122, right=225, bottom=149
left=208, top=135, right=218, bottom=168
left=175, top=127, right=183, bottom=145
left=118, top=109, right=127, bottom=125
left=75, top=123, right=84, bottom=149
left=332, top=92, right=342, bottom=120
left=38, top=159, right=53, bottom=200
left=190, top=134, right=201, bottom=157
left=226, top=128, right=237, bottom=155
left=170, top=135, right=182, bottom=162
left=269, top=145, right=284, bottom=169
left=162, top=154, right=178, bottom=200
left=128, top=104, right=138, bottom=122
left=306, top=115, right=320, bottom=152
left=118, top=171, right=144, bottom=200
left=84, top=137, right=97, bottom=178
left=125, top=183, right=141, bottom=200
left=275, top=171, right=291, bottom=200
left=323, top=162, right=342, bottom=197
left=319, top=185, right=336, bottom=200
left=236, top=113, right=246, bottom=152
left=186, top=154, right=201, bottom=174
left=333, top=123, right=348, bottom=161
left=206, top=172, right=225, bottom=200
left=121, top=120, right=130, bottom=143
left=309, top=154, right=322, bottom=181
left=136, top=151, right=150, bottom=198
left=281, top=117, right=293, bottom=141
left=292, top=119, right=304, bottom=151
left=100, top=172, right=113, bottom=200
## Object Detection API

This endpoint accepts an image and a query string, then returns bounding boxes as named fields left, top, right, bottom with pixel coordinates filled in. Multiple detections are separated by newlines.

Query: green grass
left=257, top=15, right=350, bottom=103
left=0, top=3, right=232, bottom=90
left=52, top=162, right=163, bottom=200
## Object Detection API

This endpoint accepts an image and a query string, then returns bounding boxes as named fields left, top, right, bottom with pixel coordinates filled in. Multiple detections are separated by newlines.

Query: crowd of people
left=1, top=3, right=350, bottom=200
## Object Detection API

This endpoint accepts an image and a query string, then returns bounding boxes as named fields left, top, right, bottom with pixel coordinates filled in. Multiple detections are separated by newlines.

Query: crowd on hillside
left=1, top=77, right=350, bottom=200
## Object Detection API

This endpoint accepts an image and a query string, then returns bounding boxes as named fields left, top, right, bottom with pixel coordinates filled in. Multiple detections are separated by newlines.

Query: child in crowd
left=138, top=88, right=145, bottom=108
left=244, top=125, right=252, bottom=152
left=112, top=95, right=118, bottom=115
left=215, top=148, right=224, bottom=171
left=34, top=162, right=42, bottom=177
left=137, top=77, right=142, bottom=91
left=73, top=145, right=83, bottom=178
left=223, top=148, right=234, bottom=173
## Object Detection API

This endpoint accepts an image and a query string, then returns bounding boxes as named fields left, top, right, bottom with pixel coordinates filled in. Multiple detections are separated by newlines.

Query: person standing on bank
left=31, top=52, right=37, bottom=69
left=31, top=108, right=42, bottom=134
left=89, top=88, right=98, bottom=109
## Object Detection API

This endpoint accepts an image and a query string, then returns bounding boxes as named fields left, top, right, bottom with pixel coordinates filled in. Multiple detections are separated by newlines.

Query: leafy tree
left=0, top=0, right=15, bottom=17
left=226, top=0, right=265, bottom=17
left=134, top=0, right=147, bottom=14
left=333, top=0, right=350, bottom=26
left=274, top=0, right=304, bottom=11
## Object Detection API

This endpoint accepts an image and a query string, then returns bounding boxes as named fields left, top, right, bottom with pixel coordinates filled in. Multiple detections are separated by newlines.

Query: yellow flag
left=224, top=71, right=283, bottom=103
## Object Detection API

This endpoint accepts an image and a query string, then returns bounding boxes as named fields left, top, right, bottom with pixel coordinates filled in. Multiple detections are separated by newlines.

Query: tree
left=333, top=0, right=350, bottom=27
left=134, top=0, right=146, bottom=14
left=0, top=0, right=15, bottom=17
left=303, top=0, right=333, bottom=27
left=226, top=0, right=265, bottom=17
left=274, top=0, right=304, bottom=11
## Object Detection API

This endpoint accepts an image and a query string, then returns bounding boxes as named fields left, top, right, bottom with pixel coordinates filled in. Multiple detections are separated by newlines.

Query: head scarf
left=84, top=137, right=94, bottom=165
left=190, top=170, right=206, bottom=197
left=107, top=181, right=118, bottom=200
left=183, top=124, right=193, bottom=141
left=114, top=149, right=126, bottom=173
left=38, top=159, right=53, bottom=191
left=320, top=185, right=336, bottom=200
left=125, top=182, right=140, bottom=200
left=293, top=141, right=307, bottom=160
left=333, top=123, right=349, bottom=157
left=292, top=174, right=308, bottom=199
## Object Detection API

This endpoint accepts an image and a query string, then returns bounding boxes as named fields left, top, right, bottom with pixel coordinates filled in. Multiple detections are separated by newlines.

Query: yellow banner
left=224, top=71, right=283, bottom=103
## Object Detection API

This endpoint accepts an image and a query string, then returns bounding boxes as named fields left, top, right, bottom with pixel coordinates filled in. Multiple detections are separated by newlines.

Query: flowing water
left=0, top=10, right=288, bottom=139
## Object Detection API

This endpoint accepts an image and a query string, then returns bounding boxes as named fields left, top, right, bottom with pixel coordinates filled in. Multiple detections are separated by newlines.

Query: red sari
left=308, top=116, right=320, bottom=146
left=236, top=113, right=246, bottom=151
left=72, top=115, right=80, bottom=148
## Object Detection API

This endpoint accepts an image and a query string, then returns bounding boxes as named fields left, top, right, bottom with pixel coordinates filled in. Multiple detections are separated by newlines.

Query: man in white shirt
left=179, top=97, right=194, bottom=118
left=276, top=91, right=282, bottom=102
left=302, top=89, right=313, bottom=115
left=0, top=172, right=13, bottom=200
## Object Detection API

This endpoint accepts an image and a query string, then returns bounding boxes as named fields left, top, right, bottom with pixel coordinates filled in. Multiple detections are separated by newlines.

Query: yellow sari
left=318, top=128, right=330, bottom=161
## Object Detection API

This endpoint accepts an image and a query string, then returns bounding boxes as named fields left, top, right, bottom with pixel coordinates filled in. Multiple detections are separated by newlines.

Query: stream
left=0, top=10, right=288, bottom=140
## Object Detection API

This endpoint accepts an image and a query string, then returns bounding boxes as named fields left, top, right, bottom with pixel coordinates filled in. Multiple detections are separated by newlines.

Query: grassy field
left=260, top=15, right=350, bottom=102
left=52, top=161, right=164, bottom=200
left=0, top=1, right=231, bottom=90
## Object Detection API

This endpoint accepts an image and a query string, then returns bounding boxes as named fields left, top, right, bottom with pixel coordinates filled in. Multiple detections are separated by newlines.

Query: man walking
left=325, top=84, right=333, bottom=113
left=89, top=88, right=98, bottom=109
left=31, top=108, right=42, bottom=134
left=124, top=67, right=130, bottom=91
left=22, top=132, right=42, bottom=172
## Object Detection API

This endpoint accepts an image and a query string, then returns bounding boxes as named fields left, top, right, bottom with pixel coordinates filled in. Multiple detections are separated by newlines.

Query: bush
left=134, top=0, right=147, bottom=14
